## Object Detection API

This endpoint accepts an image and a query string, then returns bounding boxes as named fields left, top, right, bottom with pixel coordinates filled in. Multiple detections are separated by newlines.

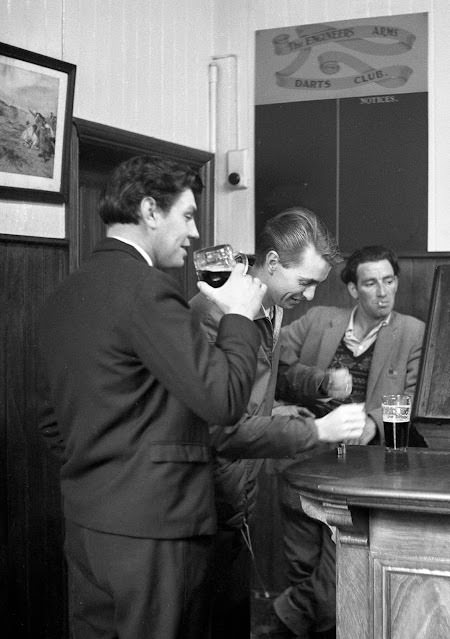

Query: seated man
left=272, top=245, right=426, bottom=639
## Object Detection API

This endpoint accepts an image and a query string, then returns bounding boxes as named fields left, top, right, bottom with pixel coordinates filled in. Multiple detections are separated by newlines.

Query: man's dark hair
left=340, top=245, right=400, bottom=285
left=98, top=155, right=203, bottom=225
left=253, top=207, right=341, bottom=268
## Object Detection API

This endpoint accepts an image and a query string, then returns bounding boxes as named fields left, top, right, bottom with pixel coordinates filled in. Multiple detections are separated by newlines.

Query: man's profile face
left=350, top=259, right=398, bottom=321
left=152, top=189, right=199, bottom=268
left=266, top=245, right=331, bottom=309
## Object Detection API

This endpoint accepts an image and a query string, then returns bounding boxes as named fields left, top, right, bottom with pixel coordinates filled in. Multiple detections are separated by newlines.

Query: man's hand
left=358, top=415, right=377, bottom=445
left=325, top=367, right=352, bottom=399
left=345, top=415, right=377, bottom=445
left=197, top=263, right=267, bottom=320
left=315, top=403, right=366, bottom=443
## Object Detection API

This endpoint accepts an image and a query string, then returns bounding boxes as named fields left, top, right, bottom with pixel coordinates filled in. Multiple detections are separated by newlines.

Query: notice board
left=255, top=13, right=428, bottom=254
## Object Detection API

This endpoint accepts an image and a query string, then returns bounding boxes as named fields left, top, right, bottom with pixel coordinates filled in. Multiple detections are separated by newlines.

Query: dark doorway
left=69, top=118, right=215, bottom=299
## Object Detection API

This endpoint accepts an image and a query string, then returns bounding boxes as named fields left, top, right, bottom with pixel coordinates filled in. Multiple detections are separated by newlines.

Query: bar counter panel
left=283, top=447, right=450, bottom=638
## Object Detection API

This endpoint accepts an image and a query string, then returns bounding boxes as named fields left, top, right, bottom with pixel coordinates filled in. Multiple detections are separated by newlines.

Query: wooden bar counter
left=282, top=446, right=450, bottom=639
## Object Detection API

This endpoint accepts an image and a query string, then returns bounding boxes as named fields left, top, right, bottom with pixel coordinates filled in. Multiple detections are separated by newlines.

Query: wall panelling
left=1, top=236, right=69, bottom=637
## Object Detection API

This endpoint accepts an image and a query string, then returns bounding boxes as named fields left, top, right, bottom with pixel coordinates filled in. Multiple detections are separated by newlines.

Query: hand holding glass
left=193, top=244, right=248, bottom=288
left=382, top=394, right=411, bottom=452
left=326, top=367, right=352, bottom=400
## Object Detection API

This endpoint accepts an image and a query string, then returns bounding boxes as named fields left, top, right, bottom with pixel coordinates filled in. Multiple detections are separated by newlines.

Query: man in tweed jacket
left=272, top=245, right=425, bottom=639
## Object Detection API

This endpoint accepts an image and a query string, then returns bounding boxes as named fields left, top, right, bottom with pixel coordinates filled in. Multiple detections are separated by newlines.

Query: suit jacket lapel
left=367, top=313, right=398, bottom=397
left=317, top=310, right=352, bottom=369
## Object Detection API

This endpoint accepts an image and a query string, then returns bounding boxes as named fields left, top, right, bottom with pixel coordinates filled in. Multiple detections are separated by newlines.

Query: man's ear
left=266, top=250, right=280, bottom=274
left=347, top=281, right=358, bottom=300
left=140, top=196, right=159, bottom=228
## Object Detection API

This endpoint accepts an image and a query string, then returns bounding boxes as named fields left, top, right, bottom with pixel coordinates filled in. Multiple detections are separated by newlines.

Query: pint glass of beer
left=382, top=394, right=411, bottom=452
left=193, top=244, right=248, bottom=288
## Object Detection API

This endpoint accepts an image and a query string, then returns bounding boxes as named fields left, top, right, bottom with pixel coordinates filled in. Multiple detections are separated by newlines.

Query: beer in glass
left=382, top=394, right=411, bottom=452
left=193, top=244, right=248, bottom=288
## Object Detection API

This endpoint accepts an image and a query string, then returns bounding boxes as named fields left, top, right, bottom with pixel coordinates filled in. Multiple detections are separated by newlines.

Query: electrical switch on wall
left=227, top=149, right=248, bottom=189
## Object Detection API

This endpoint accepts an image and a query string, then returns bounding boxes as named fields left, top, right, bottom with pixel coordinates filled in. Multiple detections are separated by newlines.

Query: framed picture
left=0, top=42, right=76, bottom=203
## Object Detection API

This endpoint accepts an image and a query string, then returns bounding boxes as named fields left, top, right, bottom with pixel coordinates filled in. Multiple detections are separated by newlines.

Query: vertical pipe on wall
left=210, top=54, right=240, bottom=245
left=212, top=54, right=239, bottom=151
left=208, top=63, right=218, bottom=154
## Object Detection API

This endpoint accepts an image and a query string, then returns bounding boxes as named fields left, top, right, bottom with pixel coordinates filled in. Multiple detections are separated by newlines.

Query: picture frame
left=0, top=42, right=76, bottom=203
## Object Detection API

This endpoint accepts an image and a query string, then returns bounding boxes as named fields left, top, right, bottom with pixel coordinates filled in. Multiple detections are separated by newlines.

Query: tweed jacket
left=277, top=305, right=425, bottom=441
left=37, top=238, right=261, bottom=539
left=190, top=293, right=318, bottom=530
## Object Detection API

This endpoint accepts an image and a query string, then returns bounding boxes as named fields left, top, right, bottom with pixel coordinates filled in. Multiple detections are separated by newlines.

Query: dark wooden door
left=78, top=154, right=195, bottom=295
left=70, top=119, right=215, bottom=300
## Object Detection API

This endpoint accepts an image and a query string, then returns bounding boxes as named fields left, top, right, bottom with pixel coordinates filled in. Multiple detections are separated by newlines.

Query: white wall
left=1, top=0, right=449, bottom=251
left=0, top=0, right=214, bottom=238
left=211, top=0, right=450, bottom=252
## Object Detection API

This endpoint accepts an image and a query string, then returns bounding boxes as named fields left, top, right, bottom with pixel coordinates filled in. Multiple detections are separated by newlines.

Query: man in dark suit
left=37, top=155, right=267, bottom=639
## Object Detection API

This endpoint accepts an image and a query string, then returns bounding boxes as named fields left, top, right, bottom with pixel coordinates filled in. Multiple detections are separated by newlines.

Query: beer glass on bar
left=193, top=244, right=248, bottom=288
left=382, top=394, right=411, bottom=452
left=326, top=363, right=352, bottom=457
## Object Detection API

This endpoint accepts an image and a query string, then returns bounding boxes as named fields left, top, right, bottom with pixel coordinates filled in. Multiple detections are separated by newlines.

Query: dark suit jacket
left=38, top=238, right=260, bottom=539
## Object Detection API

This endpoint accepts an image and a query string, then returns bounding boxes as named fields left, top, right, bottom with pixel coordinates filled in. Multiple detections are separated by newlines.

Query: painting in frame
left=0, top=42, right=76, bottom=203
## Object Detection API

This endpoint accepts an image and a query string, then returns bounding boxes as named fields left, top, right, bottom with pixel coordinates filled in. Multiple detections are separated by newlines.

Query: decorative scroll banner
left=273, top=24, right=415, bottom=91
left=255, top=13, right=427, bottom=104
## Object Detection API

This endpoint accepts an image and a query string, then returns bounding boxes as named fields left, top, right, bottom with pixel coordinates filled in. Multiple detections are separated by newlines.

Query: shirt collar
left=256, top=304, right=273, bottom=321
left=346, top=305, right=391, bottom=338
left=254, top=304, right=283, bottom=344
left=109, top=236, right=153, bottom=267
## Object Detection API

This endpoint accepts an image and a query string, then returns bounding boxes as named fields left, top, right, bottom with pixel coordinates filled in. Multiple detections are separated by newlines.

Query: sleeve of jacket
left=209, top=414, right=318, bottom=459
left=403, top=318, right=426, bottom=398
left=277, top=308, right=328, bottom=403
left=190, top=294, right=318, bottom=459
left=36, top=356, right=66, bottom=461
left=130, top=270, right=261, bottom=426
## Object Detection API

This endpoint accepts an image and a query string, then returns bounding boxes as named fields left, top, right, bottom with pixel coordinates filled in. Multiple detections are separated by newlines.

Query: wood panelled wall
left=1, top=236, right=69, bottom=638
left=2, top=230, right=450, bottom=634
left=252, top=253, right=450, bottom=596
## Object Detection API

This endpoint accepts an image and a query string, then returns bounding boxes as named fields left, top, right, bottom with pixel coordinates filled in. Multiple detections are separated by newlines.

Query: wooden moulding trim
left=0, top=233, right=68, bottom=246
left=73, top=117, right=213, bottom=166
left=324, top=502, right=369, bottom=547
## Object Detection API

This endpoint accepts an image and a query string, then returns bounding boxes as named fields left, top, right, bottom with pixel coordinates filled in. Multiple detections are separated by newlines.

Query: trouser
left=274, top=475, right=336, bottom=637
left=64, top=519, right=214, bottom=639
left=209, top=528, right=251, bottom=639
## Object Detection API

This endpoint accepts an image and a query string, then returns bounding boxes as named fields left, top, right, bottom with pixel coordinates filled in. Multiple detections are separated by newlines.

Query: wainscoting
left=1, top=235, right=69, bottom=637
